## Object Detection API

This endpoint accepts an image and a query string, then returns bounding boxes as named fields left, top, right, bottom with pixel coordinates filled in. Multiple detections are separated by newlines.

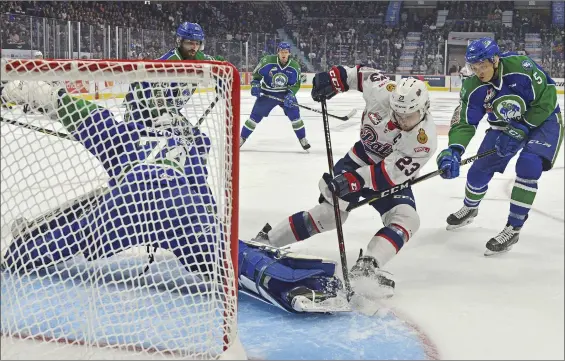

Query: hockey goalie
left=0, top=80, right=345, bottom=314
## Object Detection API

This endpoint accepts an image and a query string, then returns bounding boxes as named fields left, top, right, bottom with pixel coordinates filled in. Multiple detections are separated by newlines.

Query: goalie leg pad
left=238, top=239, right=343, bottom=313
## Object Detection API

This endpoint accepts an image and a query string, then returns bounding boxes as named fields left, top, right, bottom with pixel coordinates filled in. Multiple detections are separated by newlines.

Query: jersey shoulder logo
left=417, top=128, right=428, bottom=144
left=484, top=88, right=496, bottom=103
left=386, top=83, right=396, bottom=92
left=521, top=59, right=533, bottom=71
left=366, top=111, right=383, bottom=125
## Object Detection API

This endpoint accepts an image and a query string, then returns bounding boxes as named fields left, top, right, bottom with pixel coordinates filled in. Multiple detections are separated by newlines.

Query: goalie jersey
left=339, top=67, right=437, bottom=187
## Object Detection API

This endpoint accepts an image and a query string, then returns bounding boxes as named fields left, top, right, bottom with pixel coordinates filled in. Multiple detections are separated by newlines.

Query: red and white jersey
left=342, top=66, right=437, bottom=187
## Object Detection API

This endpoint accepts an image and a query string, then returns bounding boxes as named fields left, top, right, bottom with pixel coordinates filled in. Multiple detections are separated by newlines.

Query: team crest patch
left=271, top=73, right=288, bottom=88
left=521, top=60, right=533, bottom=70
left=484, top=88, right=496, bottom=103
left=417, top=128, right=428, bottom=144
left=386, top=83, right=396, bottom=92
left=367, top=112, right=383, bottom=125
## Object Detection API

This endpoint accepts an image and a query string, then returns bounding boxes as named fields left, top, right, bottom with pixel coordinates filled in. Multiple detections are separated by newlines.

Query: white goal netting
left=0, top=59, right=244, bottom=360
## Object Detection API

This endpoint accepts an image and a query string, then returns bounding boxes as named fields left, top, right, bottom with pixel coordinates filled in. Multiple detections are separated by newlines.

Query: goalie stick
left=0, top=116, right=75, bottom=141
left=260, top=93, right=357, bottom=121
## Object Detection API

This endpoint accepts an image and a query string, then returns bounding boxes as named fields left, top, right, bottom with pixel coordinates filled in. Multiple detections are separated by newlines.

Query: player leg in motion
left=240, top=42, right=310, bottom=151
left=437, top=38, right=563, bottom=256
left=1, top=80, right=343, bottom=313
left=254, top=66, right=438, bottom=296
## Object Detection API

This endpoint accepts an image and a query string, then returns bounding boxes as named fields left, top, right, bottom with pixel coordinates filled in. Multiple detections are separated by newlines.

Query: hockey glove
left=250, top=80, right=261, bottom=97
left=284, top=92, right=297, bottom=108
left=436, top=146, right=462, bottom=179
left=311, top=66, right=348, bottom=102
left=323, top=171, right=365, bottom=198
left=495, top=120, right=529, bottom=157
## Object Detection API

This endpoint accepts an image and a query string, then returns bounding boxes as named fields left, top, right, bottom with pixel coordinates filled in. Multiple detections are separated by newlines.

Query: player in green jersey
left=437, top=38, right=563, bottom=256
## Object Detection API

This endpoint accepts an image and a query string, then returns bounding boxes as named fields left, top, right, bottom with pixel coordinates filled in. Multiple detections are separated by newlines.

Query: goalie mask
left=389, top=78, right=430, bottom=131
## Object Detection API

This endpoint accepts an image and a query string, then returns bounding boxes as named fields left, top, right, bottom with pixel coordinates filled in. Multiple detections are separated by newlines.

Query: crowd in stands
left=0, top=1, right=563, bottom=78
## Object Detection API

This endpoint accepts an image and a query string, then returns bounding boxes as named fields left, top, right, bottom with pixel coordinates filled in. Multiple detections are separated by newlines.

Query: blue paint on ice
left=1, top=255, right=431, bottom=360
left=238, top=292, right=429, bottom=360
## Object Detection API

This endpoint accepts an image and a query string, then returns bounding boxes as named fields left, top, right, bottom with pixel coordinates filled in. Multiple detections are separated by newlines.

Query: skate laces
left=454, top=206, right=473, bottom=219
left=494, top=226, right=515, bottom=244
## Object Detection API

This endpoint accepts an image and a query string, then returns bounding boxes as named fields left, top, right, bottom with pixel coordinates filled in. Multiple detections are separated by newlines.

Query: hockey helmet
left=176, top=22, right=205, bottom=42
left=389, top=77, right=430, bottom=131
left=465, top=37, right=499, bottom=64
left=277, top=42, right=291, bottom=52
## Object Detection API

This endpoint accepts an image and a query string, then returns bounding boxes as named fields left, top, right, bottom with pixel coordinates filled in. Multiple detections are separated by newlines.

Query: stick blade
left=338, top=109, right=357, bottom=121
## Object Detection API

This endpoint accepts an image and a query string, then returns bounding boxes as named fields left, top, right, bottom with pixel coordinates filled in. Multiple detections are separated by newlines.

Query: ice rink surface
left=1, top=89, right=563, bottom=360
left=238, top=90, right=564, bottom=360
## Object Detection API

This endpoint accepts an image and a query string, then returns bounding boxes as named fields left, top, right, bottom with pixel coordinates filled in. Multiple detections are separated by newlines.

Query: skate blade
left=446, top=217, right=475, bottom=230
left=484, top=245, right=513, bottom=257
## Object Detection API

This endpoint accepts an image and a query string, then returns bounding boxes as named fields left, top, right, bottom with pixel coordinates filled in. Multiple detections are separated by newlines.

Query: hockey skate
left=484, top=224, right=521, bottom=256
left=446, top=205, right=479, bottom=230
left=299, top=137, right=311, bottom=151
left=349, top=249, right=395, bottom=299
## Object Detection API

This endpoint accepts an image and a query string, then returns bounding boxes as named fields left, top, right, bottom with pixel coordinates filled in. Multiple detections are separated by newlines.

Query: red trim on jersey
left=380, top=162, right=395, bottom=186
left=380, top=233, right=400, bottom=252
left=391, top=223, right=410, bottom=241
left=308, top=212, right=320, bottom=233
left=289, top=216, right=300, bottom=241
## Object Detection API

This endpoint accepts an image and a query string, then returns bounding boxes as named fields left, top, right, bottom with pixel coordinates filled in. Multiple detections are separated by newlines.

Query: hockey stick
left=320, top=98, right=354, bottom=302
left=0, top=116, right=75, bottom=141
left=195, top=96, right=219, bottom=126
left=261, top=93, right=357, bottom=121
left=347, top=148, right=497, bottom=212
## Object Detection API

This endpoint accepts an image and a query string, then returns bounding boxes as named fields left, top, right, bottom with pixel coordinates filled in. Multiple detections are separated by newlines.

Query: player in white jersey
left=254, top=66, right=437, bottom=294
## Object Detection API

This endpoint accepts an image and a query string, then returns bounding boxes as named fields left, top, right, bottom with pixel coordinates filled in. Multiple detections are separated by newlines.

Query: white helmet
left=33, top=50, right=43, bottom=59
left=389, top=77, right=430, bottom=131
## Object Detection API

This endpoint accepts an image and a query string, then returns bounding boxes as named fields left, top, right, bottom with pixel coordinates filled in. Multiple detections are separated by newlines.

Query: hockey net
left=0, top=59, right=244, bottom=360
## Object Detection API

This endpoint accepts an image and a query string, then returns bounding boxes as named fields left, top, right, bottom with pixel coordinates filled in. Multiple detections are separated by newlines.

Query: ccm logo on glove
left=329, top=67, right=344, bottom=93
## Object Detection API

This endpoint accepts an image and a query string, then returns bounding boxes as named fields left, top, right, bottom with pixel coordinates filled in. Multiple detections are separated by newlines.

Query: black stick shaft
left=1, top=116, right=74, bottom=141
left=261, top=93, right=354, bottom=121
left=320, top=98, right=354, bottom=301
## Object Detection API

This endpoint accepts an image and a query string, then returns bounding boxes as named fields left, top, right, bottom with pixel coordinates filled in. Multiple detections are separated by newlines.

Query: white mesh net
left=0, top=59, right=244, bottom=360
